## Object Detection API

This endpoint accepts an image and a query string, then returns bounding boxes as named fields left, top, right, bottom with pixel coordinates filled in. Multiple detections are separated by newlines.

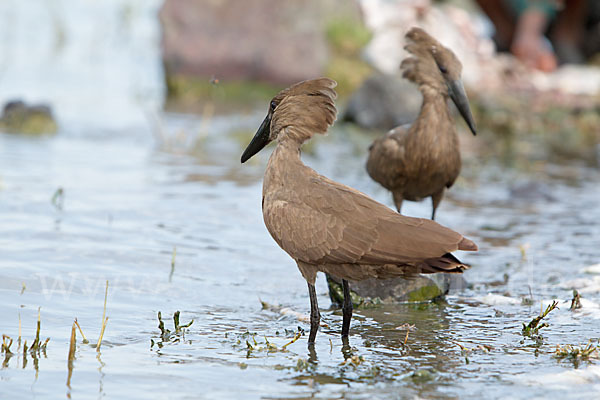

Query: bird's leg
left=341, top=279, right=352, bottom=338
left=431, top=189, right=444, bottom=220
left=307, top=282, right=320, bottom=345
left=341, top=336, right=352, bottom=360
left=392, top=191, right=403, bottom=214
left=307, top=343, right=318, bottom=363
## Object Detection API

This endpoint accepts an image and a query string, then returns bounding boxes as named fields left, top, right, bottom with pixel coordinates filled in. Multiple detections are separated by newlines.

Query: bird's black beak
left=241, top=114, right=272, bottom=163
left=448, top=79, right=477, bottom=136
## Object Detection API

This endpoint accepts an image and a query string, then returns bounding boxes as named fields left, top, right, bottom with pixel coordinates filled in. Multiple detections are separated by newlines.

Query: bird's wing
left=366, top=125, right=410, bottom=189
left=263, top=172, right=476, bottom=266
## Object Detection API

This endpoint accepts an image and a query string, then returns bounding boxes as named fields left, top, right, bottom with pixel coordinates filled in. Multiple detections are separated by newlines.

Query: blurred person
left=475, top=0, right=590, bottom=71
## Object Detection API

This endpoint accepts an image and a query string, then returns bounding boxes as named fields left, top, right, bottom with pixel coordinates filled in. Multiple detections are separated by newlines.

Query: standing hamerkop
left=367, top=27, right=477, bottom=220
left=240, top=77, right=477, bottom=346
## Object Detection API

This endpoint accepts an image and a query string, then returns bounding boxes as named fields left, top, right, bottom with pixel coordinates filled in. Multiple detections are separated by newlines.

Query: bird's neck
left=263, top=136, right=304, bottom=194
left=274, top=137, right=303, bottom=161
left=414, top=90, right=455, bottom=137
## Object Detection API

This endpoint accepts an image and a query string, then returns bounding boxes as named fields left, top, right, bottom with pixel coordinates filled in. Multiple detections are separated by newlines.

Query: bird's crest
left=401, top=27, right=462, bottom=90
left=270, top=78, right=338, bottom=143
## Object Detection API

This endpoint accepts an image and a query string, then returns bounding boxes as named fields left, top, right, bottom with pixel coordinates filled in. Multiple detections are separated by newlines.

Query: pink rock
left=159, top=0, right=327, bottom=85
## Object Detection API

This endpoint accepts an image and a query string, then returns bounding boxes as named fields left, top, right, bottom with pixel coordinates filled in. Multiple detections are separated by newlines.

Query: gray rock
left=342, top=73, right=421, bottom=131
left=327, top=273, right=467, bottom=307
left=159, top=0, right=327, bottom=85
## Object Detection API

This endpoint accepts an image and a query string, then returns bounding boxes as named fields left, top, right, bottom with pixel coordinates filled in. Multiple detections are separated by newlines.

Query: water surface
left=1, top=116, right=599, bottom=399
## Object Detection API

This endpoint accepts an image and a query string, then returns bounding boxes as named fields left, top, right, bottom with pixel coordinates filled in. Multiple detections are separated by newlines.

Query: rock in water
left=342, top=73, right=421, bottom=131
left=0, top=100, right=57, bottom=134
left=327, top=273, right=467, bottom=306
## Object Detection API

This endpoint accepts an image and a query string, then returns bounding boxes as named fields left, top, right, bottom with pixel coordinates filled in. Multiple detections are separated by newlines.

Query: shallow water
left=2, top=1, right=600, bottom=397
left=1, top=114, right=599, bottom=399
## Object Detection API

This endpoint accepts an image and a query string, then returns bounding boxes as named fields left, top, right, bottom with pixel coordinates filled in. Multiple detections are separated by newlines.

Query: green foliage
left=164, top=75, right=280, bottom=112
left=324, top=16, right=373, bottom=97
left=325, top=17, right=372, bottom=57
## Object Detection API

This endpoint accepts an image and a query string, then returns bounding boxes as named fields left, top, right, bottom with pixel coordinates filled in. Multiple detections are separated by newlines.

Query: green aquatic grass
left=96, top=280, right=109, bottom=351
left=554, top=341, right=599, bottom=364
left=570, top=290, right=582, bottom=310
left=74, top=319, right=89, bottom=344
left=153, top=310, right=194, bottom=346
left=241, top=330, right=303, bottom=357
left=522, top=300, right=559, bottom=338
left=1, top=308, right=50, bottom=373
left=67, top=322, right=76, bottom=388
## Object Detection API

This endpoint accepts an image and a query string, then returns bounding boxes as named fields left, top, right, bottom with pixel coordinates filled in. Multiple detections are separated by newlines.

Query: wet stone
left=327, top=273, right=467, bottom=307
left=0, top=100, right=57, bottom=134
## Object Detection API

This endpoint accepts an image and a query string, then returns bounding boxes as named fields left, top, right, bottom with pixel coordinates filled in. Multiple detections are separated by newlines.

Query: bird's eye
left=438, top=65, right=448, bottom=74
left=270, top=101, right=277, bottom=111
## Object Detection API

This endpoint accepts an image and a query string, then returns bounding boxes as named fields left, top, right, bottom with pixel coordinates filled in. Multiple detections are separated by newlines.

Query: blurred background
left=0, top=0, right=598, bottom=152
left=1, top=1, right=600, bottom=399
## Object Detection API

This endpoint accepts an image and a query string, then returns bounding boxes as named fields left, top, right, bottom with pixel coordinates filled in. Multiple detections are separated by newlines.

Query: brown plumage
left=241, top=77, right=477, bottom=345
left=366, top=27, right=477, bottom=220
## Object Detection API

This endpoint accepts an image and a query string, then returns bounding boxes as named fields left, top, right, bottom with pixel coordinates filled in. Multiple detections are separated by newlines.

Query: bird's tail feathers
left=419, top=252, right=470, bottom=274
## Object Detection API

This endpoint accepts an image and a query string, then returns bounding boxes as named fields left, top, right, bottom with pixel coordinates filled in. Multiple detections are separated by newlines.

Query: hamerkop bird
left=367, top=27, right=477, bottom=220
left=241, top=78, right=477, bottom=345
